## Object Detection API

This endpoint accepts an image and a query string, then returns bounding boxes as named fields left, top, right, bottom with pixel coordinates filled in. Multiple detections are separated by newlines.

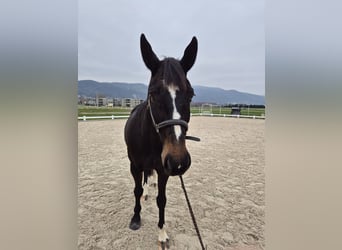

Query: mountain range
left=78, top=80, right=265, bottom=105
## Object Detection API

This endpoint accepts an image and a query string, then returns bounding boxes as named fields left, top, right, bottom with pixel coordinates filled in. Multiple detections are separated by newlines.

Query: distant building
left=121, top=98, right=144, bottom=108
left=78, top=96, right=86, bottom=105
left=96, top=97, right=107, bottom=106
left=80, top=96, right=144, bottom=108
left=113, top=98, right=122, bottom=107
left=85, top=97, right=96, bottom=106
left=106, top=98, right=114, bottom=107
left=132, top=98, right=144, bottom=107
left=121, top=98, right=130, bottom=107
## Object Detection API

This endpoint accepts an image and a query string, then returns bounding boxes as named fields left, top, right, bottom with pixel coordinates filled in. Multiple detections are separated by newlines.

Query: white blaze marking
left=158, top=224, right=169, bottom=242
left=168, top=85, right=182, bottom=141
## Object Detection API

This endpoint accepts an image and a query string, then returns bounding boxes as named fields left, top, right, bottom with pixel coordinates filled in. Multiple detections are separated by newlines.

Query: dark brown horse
left=124, top=34, right=197, bottom=248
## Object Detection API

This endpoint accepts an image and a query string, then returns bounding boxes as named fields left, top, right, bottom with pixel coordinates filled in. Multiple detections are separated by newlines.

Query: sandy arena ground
left=78, top=117, right=265, bottom=250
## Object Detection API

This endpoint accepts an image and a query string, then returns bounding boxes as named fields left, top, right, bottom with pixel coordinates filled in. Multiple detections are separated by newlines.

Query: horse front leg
left=129, top=164, right=143, bottom=230
left=156, top=173, right=170, bottom=249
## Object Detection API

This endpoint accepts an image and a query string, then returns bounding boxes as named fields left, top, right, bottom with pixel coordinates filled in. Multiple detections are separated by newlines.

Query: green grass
left=78, top=105, right=265, bottom=117
left=78, top=105, right=132, bottom=117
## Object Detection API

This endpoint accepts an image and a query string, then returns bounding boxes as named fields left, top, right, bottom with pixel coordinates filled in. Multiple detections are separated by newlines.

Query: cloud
left=78, top=0, right=264, bottom=95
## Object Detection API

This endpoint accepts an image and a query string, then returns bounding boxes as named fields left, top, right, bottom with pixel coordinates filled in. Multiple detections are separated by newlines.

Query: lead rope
left=179, top=175, right=207, bottom=250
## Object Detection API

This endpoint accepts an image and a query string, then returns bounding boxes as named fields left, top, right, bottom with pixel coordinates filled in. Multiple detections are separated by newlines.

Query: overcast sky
left=79, top=0, right=264, bottom=95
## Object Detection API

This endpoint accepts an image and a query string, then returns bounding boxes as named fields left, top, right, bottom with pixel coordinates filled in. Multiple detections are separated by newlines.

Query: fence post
left=83, top=116, right=86, bottom=121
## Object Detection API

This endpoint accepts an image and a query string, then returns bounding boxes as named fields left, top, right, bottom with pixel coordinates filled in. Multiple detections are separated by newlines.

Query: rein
left=179, top=175, right=206, bottom=250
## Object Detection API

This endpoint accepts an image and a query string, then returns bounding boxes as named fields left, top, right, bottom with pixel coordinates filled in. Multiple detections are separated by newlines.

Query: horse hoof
left=129, top=221, right=141, bottom=230
left=158, top=239, right=170, bottom=250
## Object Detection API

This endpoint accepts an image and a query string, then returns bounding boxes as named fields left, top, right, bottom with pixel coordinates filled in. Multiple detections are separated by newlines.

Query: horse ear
left=180, top=36, right=198, bottom=73
left=140, top=34, right=160, bottom=74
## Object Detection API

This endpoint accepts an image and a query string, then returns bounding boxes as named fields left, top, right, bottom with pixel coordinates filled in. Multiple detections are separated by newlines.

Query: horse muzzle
left=163, top=153, right=191, bottom=176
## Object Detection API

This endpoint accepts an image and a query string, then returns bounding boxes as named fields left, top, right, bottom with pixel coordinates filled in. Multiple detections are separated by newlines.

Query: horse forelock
left=148, top=58, right=189, bottom=93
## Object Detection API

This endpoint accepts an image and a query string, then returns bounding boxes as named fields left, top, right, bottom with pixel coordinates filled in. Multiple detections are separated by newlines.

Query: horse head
left=140, top=34, right=197, bottom=176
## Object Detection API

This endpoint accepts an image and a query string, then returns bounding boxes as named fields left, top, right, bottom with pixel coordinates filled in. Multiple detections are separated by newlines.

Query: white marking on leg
left=142, top=182, right=148, bottom=200
left=150, top=169, right=157, bottom=187
left=158, top=224, right=169, bottom=242
left=168, top=85, right=182, bottom=141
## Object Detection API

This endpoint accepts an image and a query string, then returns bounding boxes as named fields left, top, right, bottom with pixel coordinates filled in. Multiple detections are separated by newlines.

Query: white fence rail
left=78, top=115, right=130, bottom=121
left=190, top=113, right=265, bottom=119
left=78, top=113, right=265, bottom=121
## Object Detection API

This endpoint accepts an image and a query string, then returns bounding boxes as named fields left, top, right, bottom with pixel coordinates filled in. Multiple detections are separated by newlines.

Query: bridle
left=147, top=95, right=188, bottom=134
left=147, top=96, right=200, bottom=141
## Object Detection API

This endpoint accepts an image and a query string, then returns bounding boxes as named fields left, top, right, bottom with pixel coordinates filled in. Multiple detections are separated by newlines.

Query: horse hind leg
left=150, top=169, right=157, bottom=188
left=157, top=173, right=170, bottom=249
left=142, top=169, right=157, bottom=201
left=142, top=170, right=149, bottom=201
left=129, top=164, right=143, bottom=230
left=142, top=183, right=149, bottom=201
